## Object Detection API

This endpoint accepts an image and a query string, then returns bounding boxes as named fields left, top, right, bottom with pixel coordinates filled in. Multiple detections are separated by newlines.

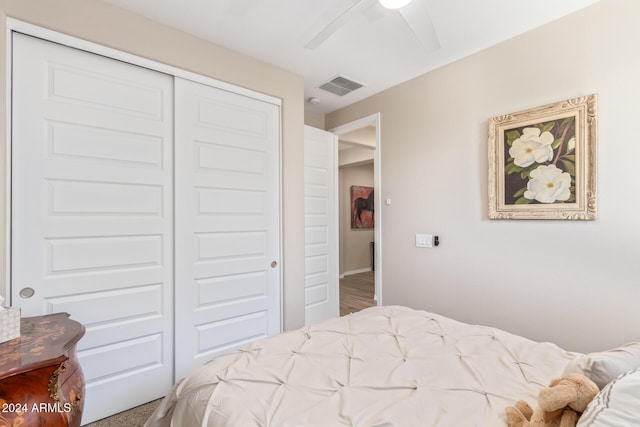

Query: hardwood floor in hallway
left=340, top=271, right=376, bottom=316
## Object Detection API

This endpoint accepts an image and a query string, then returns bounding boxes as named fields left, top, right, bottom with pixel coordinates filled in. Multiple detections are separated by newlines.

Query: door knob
left=19, top=287, right=35, bottom=298
left=271, top=261, right=278, bottom=268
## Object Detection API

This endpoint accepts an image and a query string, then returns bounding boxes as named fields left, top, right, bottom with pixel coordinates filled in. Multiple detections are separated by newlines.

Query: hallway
left=340, top=271, right=375, bottom=316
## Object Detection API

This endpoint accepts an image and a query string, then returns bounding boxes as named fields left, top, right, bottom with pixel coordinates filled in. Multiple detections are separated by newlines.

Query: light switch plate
left=416, top=234, right=432, bottom=248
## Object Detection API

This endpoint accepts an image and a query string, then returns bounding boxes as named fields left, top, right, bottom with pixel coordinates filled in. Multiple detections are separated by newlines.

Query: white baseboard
left=342, top=268, right=372, bottom=276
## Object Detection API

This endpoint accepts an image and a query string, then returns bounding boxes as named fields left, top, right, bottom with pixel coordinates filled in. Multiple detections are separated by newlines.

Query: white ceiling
left=102, top=0, right=599, bottom=114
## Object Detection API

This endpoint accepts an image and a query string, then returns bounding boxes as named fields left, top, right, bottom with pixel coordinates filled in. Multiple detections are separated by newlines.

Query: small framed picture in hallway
left=351, top=185, right=374, bottom=229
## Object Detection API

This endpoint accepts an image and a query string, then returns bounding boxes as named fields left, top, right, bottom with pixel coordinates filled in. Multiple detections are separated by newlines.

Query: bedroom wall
left=339, top=163, right=375, bottom=275
left=304, top=110, right=325, bottom=129
left=326, top=0, right=640, bottom=353
left=0, top=0, right=306, bottom=330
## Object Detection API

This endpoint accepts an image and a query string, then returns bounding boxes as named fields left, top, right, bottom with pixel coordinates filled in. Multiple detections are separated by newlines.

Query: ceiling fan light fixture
left=378, top=0, right=413, bottom=10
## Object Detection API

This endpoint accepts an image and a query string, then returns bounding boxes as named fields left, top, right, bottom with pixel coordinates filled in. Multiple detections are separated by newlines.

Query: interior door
left=304, top=126, right=339, bottom=325
left=11, top=33, right=174, bottom=423
left=174, top=78, right=281, bottom=379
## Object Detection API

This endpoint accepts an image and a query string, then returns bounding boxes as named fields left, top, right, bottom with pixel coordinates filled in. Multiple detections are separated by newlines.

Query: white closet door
left=11, top=33, right=174, bottom=423
left=304, top=126, right=339, bottom=325
left=174, top=78, right=281, bottom=379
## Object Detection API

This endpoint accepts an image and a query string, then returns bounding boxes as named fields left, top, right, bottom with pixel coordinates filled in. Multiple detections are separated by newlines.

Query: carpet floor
left=84, top=399, right=161, bottom=426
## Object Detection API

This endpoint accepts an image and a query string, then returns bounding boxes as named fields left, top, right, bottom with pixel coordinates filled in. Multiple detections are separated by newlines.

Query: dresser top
left=0, top=312, right=85, bottom=380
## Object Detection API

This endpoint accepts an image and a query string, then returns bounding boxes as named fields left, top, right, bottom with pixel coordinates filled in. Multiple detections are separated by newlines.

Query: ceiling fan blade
left=305, top=0, right=379, bottom=50
left=398, top=0, right=441, bottom=51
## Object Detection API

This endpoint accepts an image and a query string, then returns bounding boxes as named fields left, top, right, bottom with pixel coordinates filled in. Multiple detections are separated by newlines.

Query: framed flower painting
left=488, top=94, right=597, bottom=220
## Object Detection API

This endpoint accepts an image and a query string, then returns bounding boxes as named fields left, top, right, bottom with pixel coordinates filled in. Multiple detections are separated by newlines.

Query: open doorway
left=329, top=114, right=381, bottom=315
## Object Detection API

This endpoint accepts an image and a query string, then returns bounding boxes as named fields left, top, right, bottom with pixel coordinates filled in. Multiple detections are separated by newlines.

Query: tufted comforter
left=145, top=306, right=581, bottom=426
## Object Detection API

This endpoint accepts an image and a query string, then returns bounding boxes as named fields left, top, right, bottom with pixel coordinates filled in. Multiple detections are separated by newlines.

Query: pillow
left=563, top=342, right=640, bottom=389
left=576, top=367, right=640, bottom=427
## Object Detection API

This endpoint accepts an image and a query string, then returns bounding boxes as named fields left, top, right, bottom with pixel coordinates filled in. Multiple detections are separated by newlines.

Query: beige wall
left=338, top=147, right=375, bottom=167
left=304, top=110, right=325, bottom=129
left=327, top=0, right=640, bottom=352
left=339, top=163, right=374, bottom=274
left=0, top=0, right=306, bottom=330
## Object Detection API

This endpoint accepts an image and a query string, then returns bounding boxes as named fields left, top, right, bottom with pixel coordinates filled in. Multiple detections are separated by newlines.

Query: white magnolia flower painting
left=503, top=117, right=576, bottom=205
left=488, top=95, right=597, bottom=220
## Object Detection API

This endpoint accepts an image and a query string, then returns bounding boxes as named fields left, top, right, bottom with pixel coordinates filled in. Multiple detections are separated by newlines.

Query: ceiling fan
left=304, top=0, right=441, bottom=52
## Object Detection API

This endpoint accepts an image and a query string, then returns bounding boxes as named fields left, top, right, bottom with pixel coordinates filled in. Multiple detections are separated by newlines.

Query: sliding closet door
left=11, top=33, right=174, bottom=423
left=174, top=78, right=281, bottom=379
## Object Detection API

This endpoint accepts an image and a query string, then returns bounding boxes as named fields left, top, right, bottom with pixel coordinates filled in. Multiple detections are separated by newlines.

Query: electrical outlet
left=416, top=234, right=432, bottom=248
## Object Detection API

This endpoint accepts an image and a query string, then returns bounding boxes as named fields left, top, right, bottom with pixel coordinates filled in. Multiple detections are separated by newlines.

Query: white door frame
left=3, top=19, right=283, bottom=328
left=329, top=113, right=382, bottom=305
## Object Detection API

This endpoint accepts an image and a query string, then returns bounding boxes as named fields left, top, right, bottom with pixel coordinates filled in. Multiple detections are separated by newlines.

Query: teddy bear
left=505, top=373, right=599, bottom=427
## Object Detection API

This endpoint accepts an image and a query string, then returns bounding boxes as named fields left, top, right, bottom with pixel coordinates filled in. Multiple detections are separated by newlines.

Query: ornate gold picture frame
left=488, top=95, right=597, bottom=220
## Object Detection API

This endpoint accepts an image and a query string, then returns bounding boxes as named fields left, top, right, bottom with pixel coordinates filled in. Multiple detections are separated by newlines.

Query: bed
left=144, top=306, right=640, bottom=427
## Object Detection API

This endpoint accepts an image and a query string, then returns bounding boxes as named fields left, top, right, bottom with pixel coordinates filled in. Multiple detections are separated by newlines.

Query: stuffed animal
left=506, top=373, right=599, bottom=427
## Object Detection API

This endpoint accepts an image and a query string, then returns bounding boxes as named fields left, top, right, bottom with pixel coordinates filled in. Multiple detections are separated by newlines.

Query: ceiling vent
left=318, top=75, right=364, bottom=96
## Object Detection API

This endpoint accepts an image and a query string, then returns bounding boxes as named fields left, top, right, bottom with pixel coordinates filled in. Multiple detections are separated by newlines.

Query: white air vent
left=318, top=75, right=364, bottom=96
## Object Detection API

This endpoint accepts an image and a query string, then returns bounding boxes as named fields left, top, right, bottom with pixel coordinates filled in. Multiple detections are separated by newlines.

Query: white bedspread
left=145, top=306, right=580, bottom=426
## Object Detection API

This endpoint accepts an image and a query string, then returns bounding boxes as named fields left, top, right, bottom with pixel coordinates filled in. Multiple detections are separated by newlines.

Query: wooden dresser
left=0, top=312, right=85, bottom=427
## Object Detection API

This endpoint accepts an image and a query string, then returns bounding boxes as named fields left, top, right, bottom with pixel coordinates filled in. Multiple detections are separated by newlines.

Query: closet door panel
left=175, top=78, right=281, bottom=380
left=11, top=33, right=174, bottom=423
